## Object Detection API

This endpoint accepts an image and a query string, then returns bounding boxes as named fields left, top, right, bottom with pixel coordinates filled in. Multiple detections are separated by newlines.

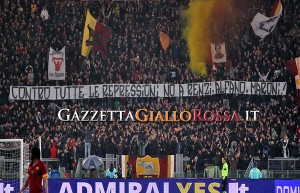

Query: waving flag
left=81, top=10, right=97, bottom=57
left=270, top=0, right=283, bottom=16
left=251, top=0, right=283, bottom=39
left=285, top=57, right=299, bottom=76
left=81, top=10, right=112, bottom=59
left=159, top=31, right=170, bottom=53
left=48, top=47, right=65, bottom=80
left=285, top=57, right=300, bottom=108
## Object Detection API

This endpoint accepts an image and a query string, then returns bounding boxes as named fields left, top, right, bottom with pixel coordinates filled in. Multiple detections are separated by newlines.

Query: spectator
left=89, top=166, right=99, bottom=179
left=31, top=1, right=37, bottom=14
left=228, top=155, right=237, bottom=173
left=78, top=126, right=97, bottom=158
left=126, top=161, right=133, bottom=179
left=282, top=135, right=290, bottom=158
left=50, top=142, right=57, bottom=158
left=256, top=66, right=270, bottom=82
left=249, top=162, right=262, bottom=179
left=116, top=165, right=122, bottom=179
left=25, top=65, right=34, bottom=84
left=137, top=138, right=149, bottom=156
left=106, top=163, right=117, bottom=179
left=48, top=165, right=60, bottom=179
left=259, top=153, right=268, bottom=178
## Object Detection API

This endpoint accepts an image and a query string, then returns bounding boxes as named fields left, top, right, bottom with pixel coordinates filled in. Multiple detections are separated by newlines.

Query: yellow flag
left=159, top=31, right=170, bottom=53
left=81, top=10, right=97, bottom=57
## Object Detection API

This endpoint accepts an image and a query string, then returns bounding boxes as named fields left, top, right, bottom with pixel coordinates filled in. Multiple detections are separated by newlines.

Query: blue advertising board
left=275, top=180, right=300, bottom=193
left=2, top=179, right=300, bottom=193
left=227, top=179, right=274, bottom=193
left=0, top=180, right=20, bottom=193
left=48, top=178, right=222, bottom=193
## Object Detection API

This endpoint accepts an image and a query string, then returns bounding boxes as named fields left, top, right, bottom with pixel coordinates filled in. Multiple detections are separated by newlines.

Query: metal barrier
left=175, top=169, right=300, bottom=179
left=53, top=154, right=300, bottom=179
left=251, top=156, right=300, bottom=172
left=175, top=154, right=190, bottom=178
left=41, top=158, right=60, bottom=169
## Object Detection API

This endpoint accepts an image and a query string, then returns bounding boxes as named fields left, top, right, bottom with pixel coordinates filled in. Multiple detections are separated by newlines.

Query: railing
left=49, top=154, right=300, bottom=179
left=60, top=169, right=300, bottom=179
left=250, top=157, right=300, bottom=171
left=42, top=158, right=60, bottom=169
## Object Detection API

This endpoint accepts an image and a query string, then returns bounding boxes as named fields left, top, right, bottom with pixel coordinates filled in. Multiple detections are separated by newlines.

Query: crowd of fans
left=0, top=0, right=299, bottom=173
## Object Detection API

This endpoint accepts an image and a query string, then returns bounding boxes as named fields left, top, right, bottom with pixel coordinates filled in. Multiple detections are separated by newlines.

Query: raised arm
left=144, top=140, right=149, bottom=148
left=256, top=67, right=263, bottom=80
left=91, top=128, right=98, bottom=133
left=77, top=127, right=84, bottom=133
left=265, top=70, right=271, bottom=79
left=55, top=104, right=62, bottom=110
left=101, top=5, right=106, bottom=18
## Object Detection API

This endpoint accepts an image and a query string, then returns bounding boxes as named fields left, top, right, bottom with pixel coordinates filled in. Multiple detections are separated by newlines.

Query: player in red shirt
left=19, top=146, right=49, bottom=193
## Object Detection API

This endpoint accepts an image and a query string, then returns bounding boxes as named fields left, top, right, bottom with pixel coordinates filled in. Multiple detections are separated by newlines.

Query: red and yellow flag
left=81, top=10, right=112, bottom=59
left=270, top=0, right=283, bottom=17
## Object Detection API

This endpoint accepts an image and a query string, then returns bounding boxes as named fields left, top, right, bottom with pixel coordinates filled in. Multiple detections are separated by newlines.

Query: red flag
left=82, top=10, right=112, bottom=60
left=92, top=22, right=112, bottom=60
left=285, top=57, right=300, bottom=108
left=285, top=58, right=299, bottom=76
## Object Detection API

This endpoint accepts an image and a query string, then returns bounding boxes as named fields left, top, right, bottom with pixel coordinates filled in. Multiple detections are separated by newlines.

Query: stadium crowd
left=0, top=0, right=299, bottom=173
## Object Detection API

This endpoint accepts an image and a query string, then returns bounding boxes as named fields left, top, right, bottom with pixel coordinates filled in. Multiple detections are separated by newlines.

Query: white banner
left=48, top=47, right=66, bottom=80
left=9, top=81, right=287, bottom=100
left=250, top=1, right=282, bottom=39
